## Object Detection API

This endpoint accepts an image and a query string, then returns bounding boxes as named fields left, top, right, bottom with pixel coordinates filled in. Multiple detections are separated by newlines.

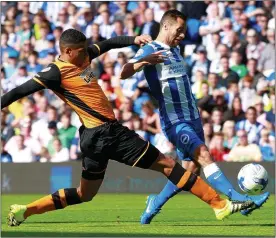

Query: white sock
left=203, top=162, right=220, bottom=179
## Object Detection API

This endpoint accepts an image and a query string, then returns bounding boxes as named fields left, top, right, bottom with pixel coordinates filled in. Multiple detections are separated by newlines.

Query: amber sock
left=24, top=188, right=82, bottom=219
left=168, top=163, right=226, bottom=209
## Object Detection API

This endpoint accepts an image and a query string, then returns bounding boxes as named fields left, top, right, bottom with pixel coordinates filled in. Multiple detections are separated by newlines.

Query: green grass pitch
left=1, top=194, right=275, bottom=237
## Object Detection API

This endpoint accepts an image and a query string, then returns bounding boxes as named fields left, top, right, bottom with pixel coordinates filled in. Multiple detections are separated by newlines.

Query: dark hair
left=160, top=9, right=187, bottom=27
left=246, top=106, right=257, bottom=113
left=54, top=26, right=63, bottom=32
left=212, top=107, right=223, bottom=114
left=60, top=29, right=86, bottom=46
left=220, top=56, right=229, bottom=61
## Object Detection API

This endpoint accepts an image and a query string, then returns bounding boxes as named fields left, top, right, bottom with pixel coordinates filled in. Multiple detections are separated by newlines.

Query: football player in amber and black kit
left=3, top=29, right=253, bottom=227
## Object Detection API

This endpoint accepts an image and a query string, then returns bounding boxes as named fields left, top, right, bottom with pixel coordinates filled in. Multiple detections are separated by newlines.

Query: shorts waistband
left=79, top=119, right=118, bottom=132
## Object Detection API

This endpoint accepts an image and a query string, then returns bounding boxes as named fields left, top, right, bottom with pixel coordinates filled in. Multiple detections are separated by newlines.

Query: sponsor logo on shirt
left=80, top=66, right=96, bottom=83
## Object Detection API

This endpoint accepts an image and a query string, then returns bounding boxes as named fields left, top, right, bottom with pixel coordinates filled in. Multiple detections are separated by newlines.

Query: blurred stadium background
left=1, top=1, right=275, bottom=237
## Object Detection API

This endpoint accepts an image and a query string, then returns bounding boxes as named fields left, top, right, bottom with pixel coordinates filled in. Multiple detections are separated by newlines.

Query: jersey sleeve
left=33, top=63, right=61, bottom=90
left=1, top=79, right=44, bottom=109
left=88, top=36, right=136, bottom=61
left=129, top=44, right=155, bottom=63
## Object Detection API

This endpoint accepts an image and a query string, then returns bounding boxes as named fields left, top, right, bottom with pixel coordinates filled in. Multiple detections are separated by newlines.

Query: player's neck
left=58, top=55, right=71, bottom=64
left=155, top=34, right=170, bottom=47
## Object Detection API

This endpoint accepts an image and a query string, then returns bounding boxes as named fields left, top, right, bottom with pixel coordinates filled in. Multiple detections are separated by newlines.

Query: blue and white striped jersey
left=130, top=41, right=200, bottom=130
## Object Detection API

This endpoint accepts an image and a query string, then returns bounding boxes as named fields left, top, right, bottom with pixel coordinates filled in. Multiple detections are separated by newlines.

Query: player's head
left=59, top=29, right=88, bottom=66
left=159, top=9, right=187, bottom=47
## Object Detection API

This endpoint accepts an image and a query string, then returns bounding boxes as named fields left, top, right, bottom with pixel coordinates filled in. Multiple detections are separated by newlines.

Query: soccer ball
left=237, top=163, right=268, bottom=194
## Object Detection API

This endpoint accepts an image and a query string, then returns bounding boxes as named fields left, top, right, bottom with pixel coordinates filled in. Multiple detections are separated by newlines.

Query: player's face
left=168, top=17, right=186, bottom=47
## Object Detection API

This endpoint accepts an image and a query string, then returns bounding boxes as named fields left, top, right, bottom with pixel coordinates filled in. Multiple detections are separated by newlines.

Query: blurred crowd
left=1, top=1, right=275, bottom=163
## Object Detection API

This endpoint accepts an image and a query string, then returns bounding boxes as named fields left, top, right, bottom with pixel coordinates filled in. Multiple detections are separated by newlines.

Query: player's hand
left=142, top=50, right=168, bottom=65
left=134, top=35, right=152, bottom=46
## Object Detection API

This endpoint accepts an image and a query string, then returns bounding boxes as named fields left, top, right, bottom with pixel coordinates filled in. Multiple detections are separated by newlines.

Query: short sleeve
left=129, top=44, right=155, bottom=63
left=33, top=64, right=61, bottom=90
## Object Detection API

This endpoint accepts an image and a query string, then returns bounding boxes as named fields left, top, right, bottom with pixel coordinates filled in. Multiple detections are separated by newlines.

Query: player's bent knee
left=149, top=153, right=176, bottom=176
left=77, top=188, right=95, bottom=202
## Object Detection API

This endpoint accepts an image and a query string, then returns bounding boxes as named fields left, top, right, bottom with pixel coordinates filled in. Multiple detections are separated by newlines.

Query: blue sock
left=154, top=180, right=181, bottom=208
left=203, top=163, right=246, bottom=200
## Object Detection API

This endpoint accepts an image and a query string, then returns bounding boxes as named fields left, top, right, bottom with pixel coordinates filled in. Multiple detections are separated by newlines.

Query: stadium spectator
left=203, top=122, right=214, bottom=147
left=207, top=73, right=226, bottom=95
left=26, top=51, right=43, bottom=75
left=58, top=114, right=77, bottom=149
left=209, top=43, right=230, bottom=74
left=237, top=13, right=250, bottom=40
left=246, top=58, right=265, bottom=89
left=1, top=28, right=18, bottom=59
left=223, top=96, right=245, bottom=123
left=87, top=23, right=106, bottom=45
left=206, top=32, right=221, bottom=61
left=191, top=45, right=210, bottom=82
left=209, top=132, right=230, bottom=162
left=236, top=107, right=264, bottom=145
left=1, top=137, right=13, bottom=163
left=124, top=13, right=140, bottom=36
left=211, top=108, right=223, bottom=133
left=227, top=130, right=262, bottom=162
left=39, top=147, right=51, bottom=163
left=191, top=70, right=206, bottom=99
left=239, top=75, right=256, bottom=111
left=139, top=8, right=159, bottom=40
left=1, top=109, right=15, bottom=143
left=98, top=10, right=114, bottom=39
left=222, top=120, right=238, bottom=150
left=15, top=15, right=32, bottom=50
left=142, top=101, right=161, bottom=145
left=258, top=28, right=275, bottom=74
left=229, top=50, right=248, bottom=78
left=5, top=134, right=35, bottom=163
left=259, top=128, right=275, bottom=161
left=245, top=28, right=266, bottom=61
left=218, top=56, right=240, bottom=88
left=50, top=137, right=70, bottom=162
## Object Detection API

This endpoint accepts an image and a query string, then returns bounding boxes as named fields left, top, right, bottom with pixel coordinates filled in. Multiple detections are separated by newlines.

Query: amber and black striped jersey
left=33, top=56, right=115, bottom=128
left=1, top=36, right=136, bottom=128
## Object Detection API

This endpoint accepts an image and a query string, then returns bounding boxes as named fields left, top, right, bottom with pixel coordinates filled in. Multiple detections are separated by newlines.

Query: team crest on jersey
left=80, top=66, right=96, bottom=83
left=180, top=134, right=189, bottom=144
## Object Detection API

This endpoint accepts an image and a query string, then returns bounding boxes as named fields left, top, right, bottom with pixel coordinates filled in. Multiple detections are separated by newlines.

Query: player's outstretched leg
left=196, top=145, right=270, bottom=215
left=7, top=178, right=103, bottom=226
left=140, top=155, right=254, bottom=224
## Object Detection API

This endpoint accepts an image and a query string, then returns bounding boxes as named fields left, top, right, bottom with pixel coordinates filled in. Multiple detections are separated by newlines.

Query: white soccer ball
left=237, top=163, right=268, bottom=194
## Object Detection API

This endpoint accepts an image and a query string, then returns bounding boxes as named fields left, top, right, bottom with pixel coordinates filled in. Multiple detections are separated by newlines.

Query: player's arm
left=119, top=47, right=168, bottom=80
left=2, top=64, right=61, bottom=110
left=88, top=35, right=152, bottom=60
left=1, top=80, right=44, bottom=109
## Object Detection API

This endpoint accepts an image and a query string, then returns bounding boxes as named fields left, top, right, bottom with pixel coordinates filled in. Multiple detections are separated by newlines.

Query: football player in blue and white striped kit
left=120, top=9, right=269, bottom=224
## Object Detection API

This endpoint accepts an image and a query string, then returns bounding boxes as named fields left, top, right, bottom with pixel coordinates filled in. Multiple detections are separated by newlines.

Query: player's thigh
left=110, top=122, right=161, bottom=169
left=170, top=123, right=205, bottom=161
left=78, top=125, right=109, bottom=199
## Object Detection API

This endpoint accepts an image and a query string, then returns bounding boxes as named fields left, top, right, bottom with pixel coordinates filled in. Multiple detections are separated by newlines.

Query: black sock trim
left=52, top=191, right=63, bottom=209
left=64, top=188, right=82, bottom=205
left=168, top=163, right=185, bottom=185
left=182, top=173, right=198, bottom=191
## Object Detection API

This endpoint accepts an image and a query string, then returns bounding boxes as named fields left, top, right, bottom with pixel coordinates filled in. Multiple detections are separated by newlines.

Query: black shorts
left=79, top=120, right=160, bottom=180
